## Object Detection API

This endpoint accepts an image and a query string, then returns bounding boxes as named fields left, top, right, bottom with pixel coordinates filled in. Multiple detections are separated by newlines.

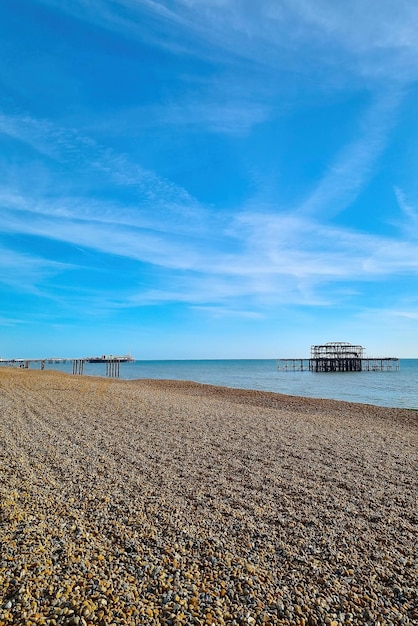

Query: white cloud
left=133, top=99, right=271, bottom=135
left=4, top=178, right=418, bottom=310
left=34, top=0, right=418, bottom=83
left=295, top=91, right=403, bottom=218
left=1, top=101, right=417, bottom=312
left=394, top=186, right=418, bottom=230
left=0, top=245, right=70, bottom=292
left=191, top=305, right=264, bottom=319
left=288, top=0, right=418, bottom=79
left=392, top=310, right=418, bottom=320
left=0, top=111, right=209, bottom=235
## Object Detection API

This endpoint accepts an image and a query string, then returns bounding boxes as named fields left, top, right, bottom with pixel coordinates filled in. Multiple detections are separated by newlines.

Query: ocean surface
left=32, top=358, right=418, bottom=409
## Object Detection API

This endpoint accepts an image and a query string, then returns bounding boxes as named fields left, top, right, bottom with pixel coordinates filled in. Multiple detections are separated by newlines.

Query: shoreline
left=134, top=377, right=418, bottom=418
left=0, top=369, right=416, bottom=625
left=2, top=359, right=417, bottom=410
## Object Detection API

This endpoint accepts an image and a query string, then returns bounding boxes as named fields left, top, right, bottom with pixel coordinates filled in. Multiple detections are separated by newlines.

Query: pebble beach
left=0, top=368, right=416, bottom=626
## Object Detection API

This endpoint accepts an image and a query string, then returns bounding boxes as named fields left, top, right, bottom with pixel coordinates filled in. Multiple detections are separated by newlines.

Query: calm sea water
left=37, top=358, right=418, bottom=409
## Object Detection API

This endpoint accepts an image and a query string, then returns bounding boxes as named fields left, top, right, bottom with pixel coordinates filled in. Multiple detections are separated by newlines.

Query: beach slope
left=0, top=369, right=416, bottom=625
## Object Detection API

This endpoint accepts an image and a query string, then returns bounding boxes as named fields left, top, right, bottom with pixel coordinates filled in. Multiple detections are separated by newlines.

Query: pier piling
left=105, top=360, right=120, bottom=378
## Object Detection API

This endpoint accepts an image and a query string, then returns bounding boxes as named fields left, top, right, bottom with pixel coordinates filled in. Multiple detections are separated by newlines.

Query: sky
left=1, top=0, right=418, bottom=359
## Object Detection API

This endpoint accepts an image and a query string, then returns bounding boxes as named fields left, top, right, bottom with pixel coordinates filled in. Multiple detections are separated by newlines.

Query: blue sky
left=1, top=0, right=418, bottom=359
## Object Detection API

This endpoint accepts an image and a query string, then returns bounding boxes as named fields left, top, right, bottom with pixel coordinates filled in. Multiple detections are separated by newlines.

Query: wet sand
left=0, top=368, right=416, bottom=625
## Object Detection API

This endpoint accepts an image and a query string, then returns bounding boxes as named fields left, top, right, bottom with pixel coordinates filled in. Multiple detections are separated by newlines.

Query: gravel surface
left=0, top=368, right=416, bottom=625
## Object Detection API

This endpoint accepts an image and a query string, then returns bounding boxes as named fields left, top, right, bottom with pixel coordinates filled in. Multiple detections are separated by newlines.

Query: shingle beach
left=0, top=368, right=416, bottom=626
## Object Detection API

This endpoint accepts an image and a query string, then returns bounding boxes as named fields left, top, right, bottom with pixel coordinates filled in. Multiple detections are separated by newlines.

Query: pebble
left=0, top=369, right=416, bottom=625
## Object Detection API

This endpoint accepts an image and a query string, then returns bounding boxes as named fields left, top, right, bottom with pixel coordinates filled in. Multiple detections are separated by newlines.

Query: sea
left=35, top=358, right=418, bottom=410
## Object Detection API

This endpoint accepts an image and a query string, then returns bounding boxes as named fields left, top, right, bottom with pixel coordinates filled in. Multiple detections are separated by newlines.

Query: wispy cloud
left=394, top=186, right=418, bottom=235
left=295, top=91, right=403, bottom=219
left=0, top=316, right=26, bottom=327
left=91, top=99, right=272, bottom=137
left=34, top=0, right=418, bottom=83
left=230, top=211, right=405, bottom=280
left=3, top=187, right=418, bottom=311
left=392, top=310, right=418, bottom=320
left=191, top=306, right=265, bottom=320
left=0, top=245, right=70, bottom=292
left=288, top=0, right=418, bottom=81
left=2, top=104, right=418, bottom=313
left=2, top=0, right=417, bottom=318
left=0, top=110, right=209, bottom=234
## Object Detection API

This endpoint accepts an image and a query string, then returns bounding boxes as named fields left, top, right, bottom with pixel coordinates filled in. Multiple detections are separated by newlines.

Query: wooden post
left=72, top=359, right=84, bottom=375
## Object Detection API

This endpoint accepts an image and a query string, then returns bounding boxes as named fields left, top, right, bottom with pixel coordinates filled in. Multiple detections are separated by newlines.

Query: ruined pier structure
left=278, top=342, right=399, bottom=373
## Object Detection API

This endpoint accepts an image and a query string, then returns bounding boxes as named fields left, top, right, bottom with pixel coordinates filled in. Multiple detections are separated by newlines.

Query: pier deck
left=277, top=357, right=400, bottom=372
left=0, top=355, right=134, bottom=378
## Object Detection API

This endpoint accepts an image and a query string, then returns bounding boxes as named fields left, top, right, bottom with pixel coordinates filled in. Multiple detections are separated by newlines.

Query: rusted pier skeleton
left=278, top=342, right=399, bottom=373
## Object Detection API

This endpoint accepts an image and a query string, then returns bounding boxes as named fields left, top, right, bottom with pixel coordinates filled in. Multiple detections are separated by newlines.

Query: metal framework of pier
left=0, top=355, right=133, bottom=378
left=278, top=342, right=399, bottom=373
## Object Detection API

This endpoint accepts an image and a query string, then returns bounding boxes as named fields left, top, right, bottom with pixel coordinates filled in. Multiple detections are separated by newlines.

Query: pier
left=0, top=355, right=134, bottom=378
left=278, top=342, right=399, bottom=373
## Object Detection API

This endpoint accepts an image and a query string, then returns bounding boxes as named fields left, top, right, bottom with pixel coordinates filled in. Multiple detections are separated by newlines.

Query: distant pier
left=0, top=355, right=134, bottom=378
left=278, top=342, right=399, bottom=373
